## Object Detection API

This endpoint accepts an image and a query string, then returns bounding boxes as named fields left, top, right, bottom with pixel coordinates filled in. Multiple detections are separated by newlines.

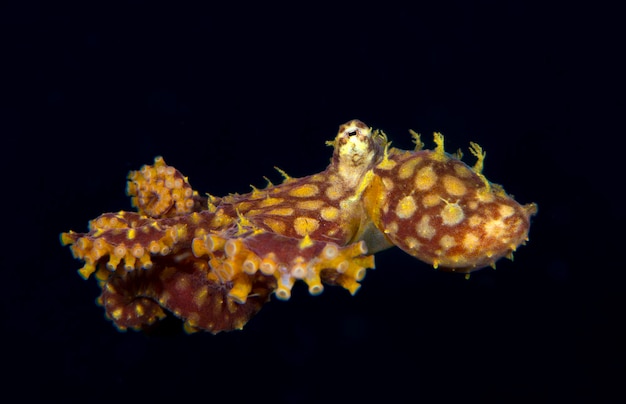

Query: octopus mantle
left=61, top=120, right=537, bottom=333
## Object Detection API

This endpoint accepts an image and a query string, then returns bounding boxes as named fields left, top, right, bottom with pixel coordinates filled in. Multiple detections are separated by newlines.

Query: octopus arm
left=192, top=230, right=375, bottom=302
left=126, top=156, right=208, bottom=218
left=99, top=256, right=274, bottom=334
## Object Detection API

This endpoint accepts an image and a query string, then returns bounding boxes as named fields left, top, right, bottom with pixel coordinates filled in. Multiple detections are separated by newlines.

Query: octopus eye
left=347, top=130, right=358, bottom=137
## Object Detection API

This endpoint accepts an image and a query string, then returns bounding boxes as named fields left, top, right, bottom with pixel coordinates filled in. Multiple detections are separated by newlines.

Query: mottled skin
left=61, top=120, right=537, bottom=333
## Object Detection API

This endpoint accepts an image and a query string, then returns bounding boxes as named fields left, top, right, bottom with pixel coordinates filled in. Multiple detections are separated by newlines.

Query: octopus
left=61, top=120, right=537, bottom=334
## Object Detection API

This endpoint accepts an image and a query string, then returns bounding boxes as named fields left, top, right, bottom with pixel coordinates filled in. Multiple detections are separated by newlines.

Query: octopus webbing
left=61, top=120, right=537, bottom=333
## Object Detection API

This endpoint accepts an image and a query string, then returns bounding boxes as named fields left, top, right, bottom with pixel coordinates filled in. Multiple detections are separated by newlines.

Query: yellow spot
left=299, top=234, right=315, bottom=249
left=194, top=286, right=209, bottom=307
left=263, top=218, right=286, bottom=234
left=440, top=201, right=465, bottom=226
left=127, top=228, right=136, bottom=240
left=266, top=207, right=294, bottom=216
left=448, top=254, right=465, bottom=265
left=498, top=204, right=515, bottom=219
left=190, top=212, right=201, bottom=224
left=321, top=206, right=340, bottom=221
left=237, top=201, right=255, bottom=212
left=484, top=219, right=506, bottom=238
left=462, top=233, right=481, bottom=252
left=325, top=185, right=343, bottom=200
left=422, top=193, right=441, bottom=208
left=453, top=164, right=472, bottom=178
left=442, top=175, right=467, bottom=197
left=468, top=215, right=483, bottom=227
left=398, top=157, right=422, bottom=179
left=289, top=184, right=319, bottom=198
left=135, top=303, right=145, bottom=317
left=414, top=166, right=437, bottom=191
left=416, top=215, right=436, bottom=239
left=294, top=217, right=320, bottom=237
left=111, top=308, right=123, bottom=320
left=257, top=197, right=284, bottom=208
left=385, top=221, right=399, bottom=235
left=297, top=200, right=325, bottom=210
left=396, top=195, right=417, bottom=219
left=439, top=235, right=457, bottom=249
left=405, top=236, right=421, bottom=251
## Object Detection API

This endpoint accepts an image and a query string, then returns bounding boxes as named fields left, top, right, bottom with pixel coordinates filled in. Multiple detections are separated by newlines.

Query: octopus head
left=330, top=119, right=385, bottom=185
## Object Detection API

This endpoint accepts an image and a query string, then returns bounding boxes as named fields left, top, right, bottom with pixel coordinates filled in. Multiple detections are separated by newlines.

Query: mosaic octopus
left=61, top=120, right=537, bottom=333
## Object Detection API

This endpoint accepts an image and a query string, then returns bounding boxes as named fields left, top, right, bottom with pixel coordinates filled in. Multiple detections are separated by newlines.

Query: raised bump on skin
left=440, top=202, right=465, bottom=226
left=396, top=195, right=417, bottom=219
left=416, top=215, right=436, bottom=239
left=442, top=175, right=467, bottom=197
left=414, top=166, right=437, bottom=190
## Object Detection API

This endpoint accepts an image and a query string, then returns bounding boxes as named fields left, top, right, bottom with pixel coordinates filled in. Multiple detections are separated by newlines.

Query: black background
left=3, top=1, right=624, bottom=402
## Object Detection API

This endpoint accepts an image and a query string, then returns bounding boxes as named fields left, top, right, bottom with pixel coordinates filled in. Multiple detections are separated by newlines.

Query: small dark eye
left=348, top=130, right=358, bottom=136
